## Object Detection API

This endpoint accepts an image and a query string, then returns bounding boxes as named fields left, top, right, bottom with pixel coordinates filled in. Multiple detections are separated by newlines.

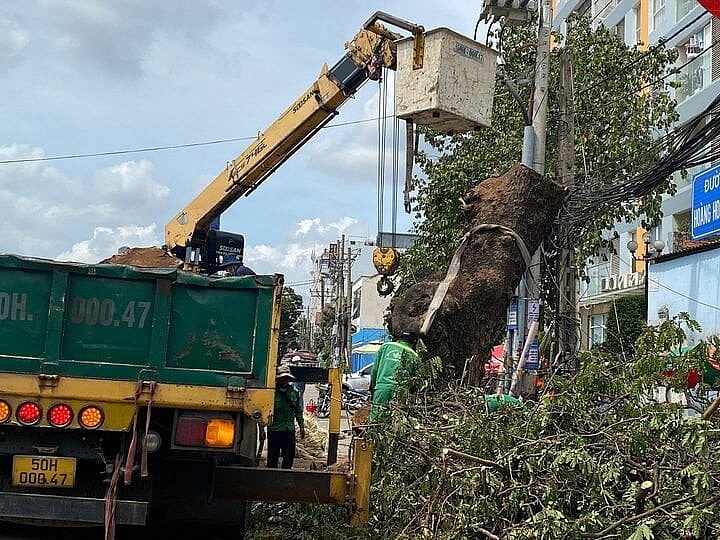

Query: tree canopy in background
left=278, top=286, right=303, bottom=358
left=603, top=295, right=646, bottom=357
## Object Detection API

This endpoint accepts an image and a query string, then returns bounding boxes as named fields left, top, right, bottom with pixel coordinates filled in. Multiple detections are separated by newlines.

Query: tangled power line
left=566, top=90, right=720, bottom=232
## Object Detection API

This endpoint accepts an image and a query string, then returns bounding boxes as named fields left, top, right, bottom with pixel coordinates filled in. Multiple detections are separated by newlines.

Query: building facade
left=552, top=0, right=720, bottom=349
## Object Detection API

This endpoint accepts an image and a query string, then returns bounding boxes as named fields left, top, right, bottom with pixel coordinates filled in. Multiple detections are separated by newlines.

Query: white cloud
left=294, top=216, right=359, bottom=237
left=56, top=224, right=160, bottom=263
left=92, top=160, right=169, bottom=203
left=0, top=145, right=169, bottom=260
left=0, top=15, right=29, bottom=66
left=295, top=218, right=319, bottom=236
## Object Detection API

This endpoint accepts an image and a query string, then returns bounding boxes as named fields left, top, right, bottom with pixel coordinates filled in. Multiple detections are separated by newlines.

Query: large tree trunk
left=388, top=163, right=567, bottom=384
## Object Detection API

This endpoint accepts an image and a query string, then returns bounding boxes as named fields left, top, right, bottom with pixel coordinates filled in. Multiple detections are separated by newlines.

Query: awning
left=352, top=341, right=383, bottom=354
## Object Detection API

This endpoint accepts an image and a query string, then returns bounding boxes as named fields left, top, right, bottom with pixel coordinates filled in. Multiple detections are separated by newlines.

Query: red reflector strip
left=175, top=416, right=207, bottom=447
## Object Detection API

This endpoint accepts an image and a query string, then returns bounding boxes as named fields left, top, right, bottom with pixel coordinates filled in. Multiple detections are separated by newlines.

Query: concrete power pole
left=530, top=0, right=552, bottom=176
left=346, top=247, right=353, bottom=367
left=513, top=0, right=553, bottom=393
left=556, top=48, right=578, bottom=369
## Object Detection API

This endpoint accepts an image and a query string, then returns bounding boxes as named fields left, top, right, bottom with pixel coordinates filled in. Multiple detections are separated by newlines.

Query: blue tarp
left=351, top=328, right=388, bottom=347
left=351, top=352, right=376, bottom=372
left=350, top=328, right=389, bottom=371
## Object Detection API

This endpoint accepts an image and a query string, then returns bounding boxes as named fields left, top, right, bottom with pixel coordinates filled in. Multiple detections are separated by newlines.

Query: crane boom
left=166, top=12, right=425, bottom=267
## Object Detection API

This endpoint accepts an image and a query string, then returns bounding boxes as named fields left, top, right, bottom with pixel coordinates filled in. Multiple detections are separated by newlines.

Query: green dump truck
left=0, top=254, right=281, bottom=532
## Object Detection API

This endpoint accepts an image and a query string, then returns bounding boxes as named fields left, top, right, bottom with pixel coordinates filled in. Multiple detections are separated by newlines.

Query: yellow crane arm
left=165, top=12, right=424, bottom=256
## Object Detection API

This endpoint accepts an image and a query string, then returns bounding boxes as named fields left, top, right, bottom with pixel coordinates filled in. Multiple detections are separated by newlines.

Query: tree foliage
left=248, top=316, right=720, bottom=539
left=365, top=316, right=720, bottom=539
left=604, top=295, right=646, bottom=357
left=278, top=286, right=303, bottom=359
left=314, top=305, right=336, bottom=363
left=402, top=14, right=678, bottom=281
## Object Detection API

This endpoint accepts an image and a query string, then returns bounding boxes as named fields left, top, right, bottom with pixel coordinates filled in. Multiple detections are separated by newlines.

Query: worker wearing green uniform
left=485, top=393, right=524, bottom=412
left=263, top=364, right=305, bottom=469
left=369, top=331, right=420, bottom=422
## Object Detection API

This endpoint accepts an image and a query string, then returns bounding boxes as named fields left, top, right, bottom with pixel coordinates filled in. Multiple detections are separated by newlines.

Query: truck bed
left=0, top=254, right=280, bottom=388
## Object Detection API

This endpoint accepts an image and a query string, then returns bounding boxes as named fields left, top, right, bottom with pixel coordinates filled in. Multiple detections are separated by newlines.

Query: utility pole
left=556, top=48, right=578, bottom=369
left=530, top=0, right=552, bottom=176
left=346, top=246, right=353, bottom=367
left=513, top=0, right=553, bottom=393
left=334, top=235, right=347, bottom=369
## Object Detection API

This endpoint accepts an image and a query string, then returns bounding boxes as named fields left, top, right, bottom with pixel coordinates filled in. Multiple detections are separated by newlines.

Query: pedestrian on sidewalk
left=263, top=364, right=305, bottom=469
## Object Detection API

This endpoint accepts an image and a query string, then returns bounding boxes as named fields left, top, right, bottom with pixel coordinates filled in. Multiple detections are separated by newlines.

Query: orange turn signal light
left=205, top=419, right=235, bottom=448
left=78, top=406, right=104, bottom=429
left=0, top=401, right=10, bottom=423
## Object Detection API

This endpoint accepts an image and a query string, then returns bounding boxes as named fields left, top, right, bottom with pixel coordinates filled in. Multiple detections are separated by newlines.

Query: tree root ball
left=388, top=163, right=568, bottom=383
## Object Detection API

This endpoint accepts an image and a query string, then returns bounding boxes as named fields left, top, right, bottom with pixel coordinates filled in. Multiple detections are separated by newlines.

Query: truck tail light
left=0, top=401, right=10, bottom=423
left=78, top=406, right=104, bottom=429
left=16, top=402, right=42, bottom=425
left=206, top=419, right=235, bottom=448
left=48, top=404, right=74, bottom=427
left=175, top=415, right=236, bottom=448
left=175, top=416, right=207, bottom=447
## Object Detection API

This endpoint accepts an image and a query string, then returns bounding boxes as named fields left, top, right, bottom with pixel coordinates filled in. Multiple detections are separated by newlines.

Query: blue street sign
left=507, top=297, right=518, bottom=330
left=691, top=164, right=720, bottom=240
left=525, top=336, right=540, bottom=370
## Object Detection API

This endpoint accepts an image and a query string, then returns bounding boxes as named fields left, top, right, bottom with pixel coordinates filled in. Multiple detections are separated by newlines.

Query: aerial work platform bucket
left=395, top=27, right=497, bottom=133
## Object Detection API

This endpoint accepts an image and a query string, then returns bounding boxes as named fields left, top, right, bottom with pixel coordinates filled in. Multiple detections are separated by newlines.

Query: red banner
left=698, top=0, right=720, bottom=18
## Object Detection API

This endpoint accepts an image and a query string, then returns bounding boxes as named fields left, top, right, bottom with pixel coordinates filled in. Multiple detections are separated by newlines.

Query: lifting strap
left=420, top=224, right=531, bottom=336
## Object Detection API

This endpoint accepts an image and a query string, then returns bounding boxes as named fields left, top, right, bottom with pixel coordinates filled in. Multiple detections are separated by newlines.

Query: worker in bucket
left=218, top=253, right=256, bottom=276
left=369, top=331, right=420, bottom=422
left=262, top=364, right=305, bottom=469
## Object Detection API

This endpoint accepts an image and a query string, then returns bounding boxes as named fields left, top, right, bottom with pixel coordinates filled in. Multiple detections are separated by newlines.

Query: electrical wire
left=0, top=115, right=392, bottom=165
left=566, top=88, right=720, bottom=233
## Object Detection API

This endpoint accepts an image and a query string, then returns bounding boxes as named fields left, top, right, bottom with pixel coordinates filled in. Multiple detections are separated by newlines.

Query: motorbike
left=313, top=384, right=370, bottom=418
left=315, top=383, right=332, bottom=418
left=342, top=387, right=370, bottom=413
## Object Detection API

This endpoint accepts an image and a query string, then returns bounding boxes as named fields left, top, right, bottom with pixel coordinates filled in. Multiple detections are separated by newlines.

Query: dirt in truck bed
left=101, top=246, right=183, bottom=268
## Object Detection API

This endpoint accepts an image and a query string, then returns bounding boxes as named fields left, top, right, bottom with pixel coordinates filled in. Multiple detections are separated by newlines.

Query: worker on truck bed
left=369, top=331, right=420, bottom=422
left=262, top=364, right=305, bottom=468
left=218, top=252, right=255, bottom=276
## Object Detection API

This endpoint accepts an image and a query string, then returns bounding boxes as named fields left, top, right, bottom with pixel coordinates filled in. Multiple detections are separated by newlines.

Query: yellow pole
left=327, top=367, right=342, bottom=465
left=350, top=438, right=374, bottom=527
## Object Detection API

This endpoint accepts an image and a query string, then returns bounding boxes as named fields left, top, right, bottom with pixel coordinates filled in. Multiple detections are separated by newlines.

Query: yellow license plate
left=12, top=455, right=76, bottom=488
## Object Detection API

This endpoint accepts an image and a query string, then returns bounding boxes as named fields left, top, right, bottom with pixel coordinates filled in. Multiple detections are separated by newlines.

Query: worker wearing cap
left=263, top=364, right=305, bottom=469
left=218, top=253, right=256, bottom=276
left=369, top=331, right=420, bottom=422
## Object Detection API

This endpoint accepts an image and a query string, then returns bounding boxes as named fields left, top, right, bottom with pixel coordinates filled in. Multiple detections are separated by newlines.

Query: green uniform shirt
left=370, top=340, right=419, bottom=405
left=485, top=394, right=524, bottom=412
left=269, top=385, right=304, bottom=432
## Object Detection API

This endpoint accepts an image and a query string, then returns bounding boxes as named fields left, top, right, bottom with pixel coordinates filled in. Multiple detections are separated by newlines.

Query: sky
left=1, top=1, right=483, bottom=299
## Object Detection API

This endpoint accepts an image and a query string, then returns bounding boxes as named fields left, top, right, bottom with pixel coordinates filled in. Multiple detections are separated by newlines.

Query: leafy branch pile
left=366, top=317, right=720, bottom=539
left=247, top=317, right=720, bottom=539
